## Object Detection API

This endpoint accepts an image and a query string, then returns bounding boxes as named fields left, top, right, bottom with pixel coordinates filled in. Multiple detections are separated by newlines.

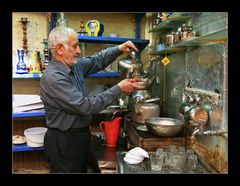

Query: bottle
left=29, top=50, right=41, bottom=74
left=56, top=12, right=68, bottom=27
left=42, top=39, right=50, bottom=70
left=37, top=51, right=43, bottom=72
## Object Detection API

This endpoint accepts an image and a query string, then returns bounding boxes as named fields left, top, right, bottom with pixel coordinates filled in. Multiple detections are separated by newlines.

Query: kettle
left=132, top=97, right=161, bottom=124
left=118, top=58, right=136, bottom=78
left=117, top=51, right=142, bottom=79
left=178, top=103, right=208, bottom=128
left=132, top=102, right=160, bottom=124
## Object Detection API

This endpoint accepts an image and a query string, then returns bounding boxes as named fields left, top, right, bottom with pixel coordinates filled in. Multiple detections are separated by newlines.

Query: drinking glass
left=150, top=154, right=164, bottom=171
left=187, top=154, right=198, bottom=171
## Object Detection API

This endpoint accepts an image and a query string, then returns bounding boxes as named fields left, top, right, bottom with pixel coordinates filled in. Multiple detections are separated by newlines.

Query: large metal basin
left=145, top=117, right=184, bottom=137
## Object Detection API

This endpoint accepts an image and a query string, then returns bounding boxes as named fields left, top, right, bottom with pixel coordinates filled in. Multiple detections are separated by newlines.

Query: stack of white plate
left=124, top=147, right=149, bottom=165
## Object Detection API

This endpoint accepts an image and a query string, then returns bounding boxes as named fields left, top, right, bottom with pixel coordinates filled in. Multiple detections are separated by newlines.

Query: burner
left=125, top=119, right=185, bottom=151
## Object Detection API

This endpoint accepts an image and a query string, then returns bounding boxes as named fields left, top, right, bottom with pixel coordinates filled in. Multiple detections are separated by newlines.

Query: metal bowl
left=145, top=117, right=184, bottom=137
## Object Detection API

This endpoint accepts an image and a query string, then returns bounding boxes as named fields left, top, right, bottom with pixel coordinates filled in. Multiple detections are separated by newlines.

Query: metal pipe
left=222, top=40, right=228, bottom=133
left=192, top=128, right=227, bottom=137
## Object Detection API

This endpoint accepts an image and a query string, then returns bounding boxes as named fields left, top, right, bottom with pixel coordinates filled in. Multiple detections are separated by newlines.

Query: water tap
left=192, top=127, right=227, bottom=137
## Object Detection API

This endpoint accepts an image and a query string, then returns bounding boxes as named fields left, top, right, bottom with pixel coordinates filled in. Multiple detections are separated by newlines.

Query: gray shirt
left=40, top=46, right=122, bottom=131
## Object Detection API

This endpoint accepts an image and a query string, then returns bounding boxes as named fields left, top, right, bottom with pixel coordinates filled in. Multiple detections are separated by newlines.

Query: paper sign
left=161, top=57, right=170, bottom=66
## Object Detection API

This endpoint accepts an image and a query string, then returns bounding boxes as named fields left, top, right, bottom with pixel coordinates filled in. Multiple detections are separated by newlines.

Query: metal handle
left=156, top=61, right=160, bottom=84
left=99, top=122, right=105, bottom=132
left=144, top=97, right=160, bottom=103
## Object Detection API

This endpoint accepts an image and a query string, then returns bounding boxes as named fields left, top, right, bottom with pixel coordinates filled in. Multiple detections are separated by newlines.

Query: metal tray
left=116, top=151, right=215, bottom=174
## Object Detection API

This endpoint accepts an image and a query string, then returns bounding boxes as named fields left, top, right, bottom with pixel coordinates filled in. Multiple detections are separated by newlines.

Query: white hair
left=48, top=26, right=77, bottom=54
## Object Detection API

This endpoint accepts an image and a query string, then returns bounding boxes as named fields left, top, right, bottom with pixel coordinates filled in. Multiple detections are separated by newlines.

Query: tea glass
left=187, top=154, right=198, bottom=171
left=150, top=154, right=164, bottom=171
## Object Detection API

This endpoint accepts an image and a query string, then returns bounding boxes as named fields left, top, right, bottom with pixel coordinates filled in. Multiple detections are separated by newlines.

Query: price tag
left=161, top=56, right=170, bottom=66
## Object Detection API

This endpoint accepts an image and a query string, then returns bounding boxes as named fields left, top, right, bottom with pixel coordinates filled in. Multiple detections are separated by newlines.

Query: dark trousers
left=44, top=127, right=99, bottom=173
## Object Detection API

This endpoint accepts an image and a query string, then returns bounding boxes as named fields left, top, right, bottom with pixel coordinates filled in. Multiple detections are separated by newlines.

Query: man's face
left=62, top=34, right=81, bottom=66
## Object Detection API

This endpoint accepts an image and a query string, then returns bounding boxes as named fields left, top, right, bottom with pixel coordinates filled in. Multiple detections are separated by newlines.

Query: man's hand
left=118, top=41, right=139, bottom=53
left=117, top=79, right=145, bottom=93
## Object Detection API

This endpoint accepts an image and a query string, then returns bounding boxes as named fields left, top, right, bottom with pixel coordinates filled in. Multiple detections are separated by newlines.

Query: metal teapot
left=132, top=102, right=160, bottom=124
left=132, top=90, right=152, bottom=104
left=118, top=58, right=136, bottom=78
left=117, top=51, right=142, bottom=78
left=178, top=103, right=208, bottom=128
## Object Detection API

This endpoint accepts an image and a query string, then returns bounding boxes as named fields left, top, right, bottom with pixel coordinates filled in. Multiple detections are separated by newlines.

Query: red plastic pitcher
left=100, top=117, right=122, bottom=147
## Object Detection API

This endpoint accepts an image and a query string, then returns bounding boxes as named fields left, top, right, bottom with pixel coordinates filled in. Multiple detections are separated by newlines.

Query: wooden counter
left=125, top=122, right=185, bottom=151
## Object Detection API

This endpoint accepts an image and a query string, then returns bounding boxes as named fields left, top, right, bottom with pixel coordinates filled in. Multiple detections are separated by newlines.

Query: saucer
left=12, top=135, right=26, bottom=145
left=136, top=125, right=148, bottom=132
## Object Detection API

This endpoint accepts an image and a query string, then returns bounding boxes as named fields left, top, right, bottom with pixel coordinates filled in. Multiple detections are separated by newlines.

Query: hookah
left=16, top=17, right=29, bottom=74
left=19, top=17, right=29, bottom=55
left=42, top=39, right=50, bottom=70
left=56, top=12, right=68, bottom=27
left=16, top=49, right=28, bottom=74
left=78, top=20, right=87, bottom=57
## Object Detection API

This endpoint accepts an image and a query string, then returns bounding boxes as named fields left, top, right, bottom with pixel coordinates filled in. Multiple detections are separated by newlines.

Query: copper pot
left=185, top=106, right=208, bottom=127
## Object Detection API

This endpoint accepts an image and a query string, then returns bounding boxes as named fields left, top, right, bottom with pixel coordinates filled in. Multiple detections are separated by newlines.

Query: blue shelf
left=13, top=111, right=46, bottom=118
left=78, top=35, right=149, bottom=52
left=13, top=72, right=120, bottom=79
left=13, top=73, right=42, bottom=79
left=89, top=72, right=120, bottom=77
left=13, top=144, right=44, bottom=152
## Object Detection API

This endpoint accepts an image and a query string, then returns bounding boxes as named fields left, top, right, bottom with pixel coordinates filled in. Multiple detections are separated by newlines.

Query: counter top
left=90, top=135, right=216, bottom=174
left=90, top=134, right=127, bottom=173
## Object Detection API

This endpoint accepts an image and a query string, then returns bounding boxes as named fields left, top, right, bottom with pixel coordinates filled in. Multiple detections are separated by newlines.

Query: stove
left=125, top=119, right=185, bottom=151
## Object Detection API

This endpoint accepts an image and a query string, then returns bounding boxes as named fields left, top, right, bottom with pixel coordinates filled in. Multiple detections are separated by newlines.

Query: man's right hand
left=118, top=41, right=139, bottom=53
left=117, top=79, right=145, bottom=93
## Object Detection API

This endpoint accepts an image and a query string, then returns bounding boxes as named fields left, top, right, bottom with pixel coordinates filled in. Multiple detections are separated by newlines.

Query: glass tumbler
left=150, top=154, right=164, bottom=171
left=156, top=148, right=166, bottom=165
left=187, top=154, right=198, bottom=171
left=186, top=148, right=194, bottom=156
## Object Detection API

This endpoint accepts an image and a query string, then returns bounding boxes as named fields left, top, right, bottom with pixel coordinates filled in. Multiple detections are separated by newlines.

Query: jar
left=166, top=32, right=174, bottom=46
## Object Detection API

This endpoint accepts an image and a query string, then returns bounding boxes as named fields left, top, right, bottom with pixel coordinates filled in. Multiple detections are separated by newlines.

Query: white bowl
left=130, top=147, right=149, bottom=158
left=24, top=127, right=47, bottom=148
left=125, top=152, right=144, bottom=161
left=128, top=149, right=145, bottom=159
left=123, top=156, right=143, bottom=164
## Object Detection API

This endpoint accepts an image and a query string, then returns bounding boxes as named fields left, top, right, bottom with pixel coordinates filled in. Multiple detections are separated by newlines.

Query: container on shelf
left=16, top=49, right=28, bottom=74
left=24, top=127, right=47, bottom=148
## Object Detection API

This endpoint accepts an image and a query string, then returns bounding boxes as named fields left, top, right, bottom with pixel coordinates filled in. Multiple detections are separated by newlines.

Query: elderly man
left=40, top=26, right=144, bottom=173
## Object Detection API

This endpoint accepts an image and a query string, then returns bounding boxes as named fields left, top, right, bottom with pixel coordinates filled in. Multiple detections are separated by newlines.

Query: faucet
left=191, top=119, right=227, bottom=138
left=192, top=127, right=228, bottom=138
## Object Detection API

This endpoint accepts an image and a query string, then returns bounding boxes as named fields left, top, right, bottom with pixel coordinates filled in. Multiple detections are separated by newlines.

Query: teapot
left=117, top=51, right=142, bottom=79
left=178, top=103, right=208, bottom=128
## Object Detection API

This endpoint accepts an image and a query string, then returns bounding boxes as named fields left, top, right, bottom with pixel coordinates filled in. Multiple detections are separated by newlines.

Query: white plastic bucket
left=24, top=127, right=47, bottom=147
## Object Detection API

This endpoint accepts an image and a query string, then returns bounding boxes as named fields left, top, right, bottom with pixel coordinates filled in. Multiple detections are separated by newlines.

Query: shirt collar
left=51, top=57, right=72, bottom=75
